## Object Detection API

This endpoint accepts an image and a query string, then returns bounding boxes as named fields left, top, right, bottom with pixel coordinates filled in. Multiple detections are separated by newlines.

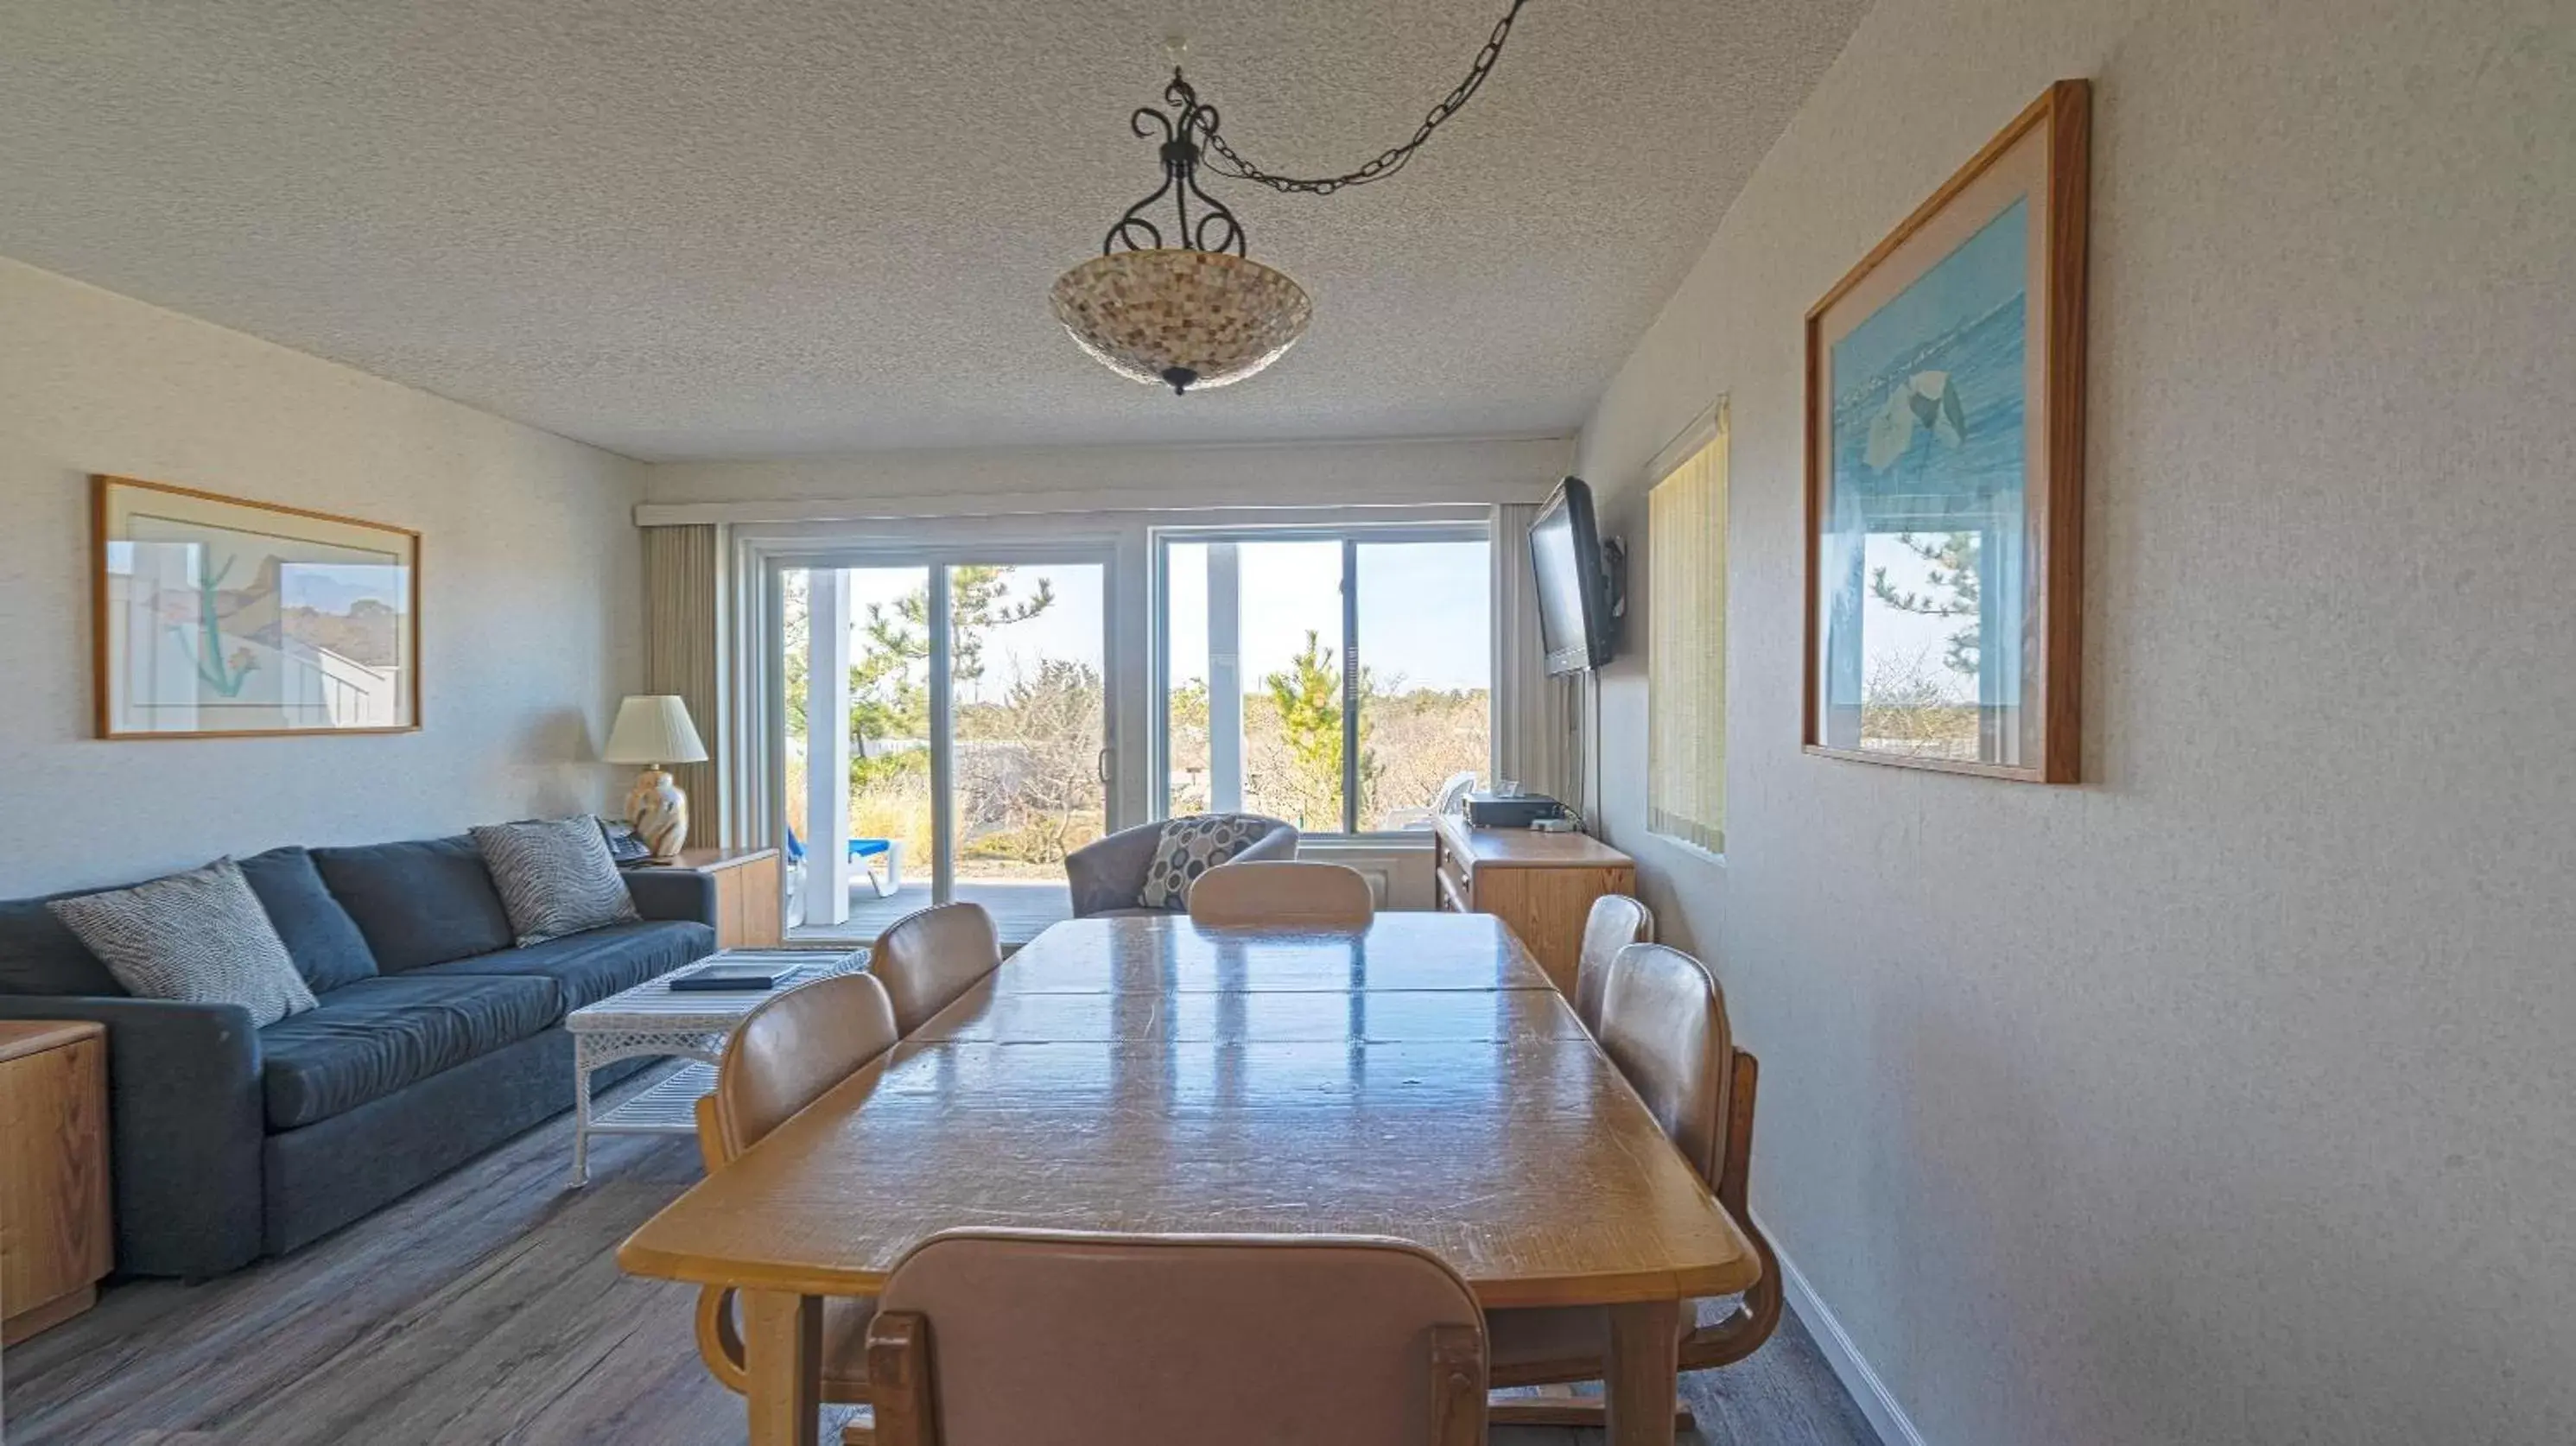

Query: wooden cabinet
left=1, top=1021, right=112, bottom=1344
left=1431, top=815, right=1637, bottom=1000
left=658, top=847, right=784, bottom=950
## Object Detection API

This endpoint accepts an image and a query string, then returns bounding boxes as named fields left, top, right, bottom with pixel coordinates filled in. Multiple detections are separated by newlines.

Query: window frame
left=1151, top=519, right=1494, bottom=840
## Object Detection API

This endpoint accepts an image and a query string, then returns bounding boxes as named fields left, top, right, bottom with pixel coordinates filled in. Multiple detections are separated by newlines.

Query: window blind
left=1647, top=403, right=1728, bottom=854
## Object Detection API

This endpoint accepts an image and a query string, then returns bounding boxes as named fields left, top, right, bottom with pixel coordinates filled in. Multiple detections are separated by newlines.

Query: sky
left=1164, top=539, right=1491, bottom=695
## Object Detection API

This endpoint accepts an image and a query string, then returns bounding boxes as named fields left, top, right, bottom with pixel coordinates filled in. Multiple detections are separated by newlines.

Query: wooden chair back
left=1489, top=941, right=1781, bottom=1403
left=1570, top=894, right=1655, bottom=1036
left=1186, top=860, right=1375, bottom=929
left=1596, top=942, right=1730, bottom=1189
left=701, top=971, right=901, bottom=1164
left=866, top=1230, right=1486, bottom=1446
left=692, top=970, right=902, bottom=1401
left=870, top=902, right=1003, bottom=1035
left=1608, top=941, right=1782, bottom=1371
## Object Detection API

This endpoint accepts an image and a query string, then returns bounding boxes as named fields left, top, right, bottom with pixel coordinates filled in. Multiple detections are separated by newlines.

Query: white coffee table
left=564, top=948, right=866, bottom=1185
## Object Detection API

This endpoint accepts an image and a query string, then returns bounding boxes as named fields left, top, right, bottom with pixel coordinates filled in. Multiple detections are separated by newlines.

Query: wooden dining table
left=617, top=911, right=1759, bottom=1446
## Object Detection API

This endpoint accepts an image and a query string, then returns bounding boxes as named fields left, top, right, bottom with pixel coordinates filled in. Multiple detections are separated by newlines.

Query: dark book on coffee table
left=669, top=965, right=785, bottom=993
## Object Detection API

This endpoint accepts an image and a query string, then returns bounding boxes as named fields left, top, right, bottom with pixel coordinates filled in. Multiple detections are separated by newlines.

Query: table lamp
left=602, top=694, right=709, bottom=863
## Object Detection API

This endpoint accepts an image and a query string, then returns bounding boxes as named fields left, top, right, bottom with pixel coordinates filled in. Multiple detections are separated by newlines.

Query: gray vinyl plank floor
left=0, top=1071, right=1881, bottom=1446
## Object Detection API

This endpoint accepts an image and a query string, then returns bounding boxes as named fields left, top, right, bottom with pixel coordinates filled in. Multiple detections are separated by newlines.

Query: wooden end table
left=2, top=1021, right=112, bottom=1342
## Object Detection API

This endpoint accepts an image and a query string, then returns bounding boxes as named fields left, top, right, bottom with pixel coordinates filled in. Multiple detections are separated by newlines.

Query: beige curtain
left=1646, top=403, right=1728, bottom=853
left=642, top=524, right=723, bottom=848
left=1490, top=502, right=1582, bottom=815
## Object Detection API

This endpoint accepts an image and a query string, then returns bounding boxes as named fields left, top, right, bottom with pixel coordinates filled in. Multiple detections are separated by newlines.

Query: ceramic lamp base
left=626, top=767, right=688, bottom=863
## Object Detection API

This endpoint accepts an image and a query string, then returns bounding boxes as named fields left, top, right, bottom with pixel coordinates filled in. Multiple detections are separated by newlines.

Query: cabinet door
left=0, top=1038, right=111, bottom=1322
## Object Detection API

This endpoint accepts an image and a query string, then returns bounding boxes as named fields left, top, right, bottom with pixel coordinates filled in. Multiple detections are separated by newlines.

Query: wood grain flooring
left=0, top=1069, right=1881, bottom=1446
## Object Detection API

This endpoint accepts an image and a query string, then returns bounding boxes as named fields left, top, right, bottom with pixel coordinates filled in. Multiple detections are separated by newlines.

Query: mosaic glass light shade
left=1050, top=249, right=1311, bottom=394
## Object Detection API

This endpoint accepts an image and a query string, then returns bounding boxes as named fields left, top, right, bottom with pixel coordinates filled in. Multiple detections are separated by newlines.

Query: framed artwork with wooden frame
left=92, top=475, right=421, bottom=740
left=1803, top=79, right=2089, bottom=783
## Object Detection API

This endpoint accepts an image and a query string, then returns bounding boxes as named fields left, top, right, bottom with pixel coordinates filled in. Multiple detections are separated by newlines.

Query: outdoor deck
left=787, top=877, right=1075, bottom=947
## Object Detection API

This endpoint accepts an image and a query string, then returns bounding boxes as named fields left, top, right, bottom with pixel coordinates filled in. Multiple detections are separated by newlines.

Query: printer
left=1462, top=791, right=1570, bottom=829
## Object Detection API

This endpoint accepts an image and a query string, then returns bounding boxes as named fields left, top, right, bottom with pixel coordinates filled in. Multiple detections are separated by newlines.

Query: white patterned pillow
left=48, top=859, right=318, bottom=1026
left=1139, top=815, right=1273, bottom=910
left=472, top=817, right=641, bottom=947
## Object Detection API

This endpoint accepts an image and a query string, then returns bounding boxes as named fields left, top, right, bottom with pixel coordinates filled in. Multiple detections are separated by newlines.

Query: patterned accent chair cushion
left=1139, top=815, right=1276, bottom=910
left=46, top=858, right=319, bottom=1026
left=471, top=817, right=641, bottom=948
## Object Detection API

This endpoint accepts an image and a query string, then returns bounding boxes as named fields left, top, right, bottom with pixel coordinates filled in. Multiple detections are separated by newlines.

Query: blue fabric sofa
left=0, top=834, right=718, bottom=1278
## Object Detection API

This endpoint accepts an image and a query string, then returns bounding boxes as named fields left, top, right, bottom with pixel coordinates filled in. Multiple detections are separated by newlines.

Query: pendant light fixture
left=1050, top=3, right=1534, bottom=396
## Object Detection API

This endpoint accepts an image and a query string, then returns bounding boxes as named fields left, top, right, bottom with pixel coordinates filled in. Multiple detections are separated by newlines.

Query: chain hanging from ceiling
left=1198, top=0, right=1533, bottom=196
left=1050, top=0, right=1536, bottom=396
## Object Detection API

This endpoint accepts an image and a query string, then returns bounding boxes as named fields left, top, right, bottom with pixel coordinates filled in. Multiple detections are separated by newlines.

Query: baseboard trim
left=1765, top=1222, right=1930, bottom=1446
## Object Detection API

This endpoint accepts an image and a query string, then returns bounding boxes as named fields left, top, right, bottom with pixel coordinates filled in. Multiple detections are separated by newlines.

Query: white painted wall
left=1572, top=2, right=2575, bottom=1443
left=638, top=434, right=1571, bottom=518
left=0, top=257, right=644, bottom=896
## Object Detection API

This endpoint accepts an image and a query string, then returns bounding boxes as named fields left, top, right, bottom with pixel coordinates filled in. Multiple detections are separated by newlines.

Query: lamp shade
left=602, top=694, right=707, bottom=765
left=1050, top=249, right=1310, bottom=394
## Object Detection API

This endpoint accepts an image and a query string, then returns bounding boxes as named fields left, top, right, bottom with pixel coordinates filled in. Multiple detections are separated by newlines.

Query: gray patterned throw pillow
left=1139, top=815, right=1272, bottom=910
left=472, top=816, right=640, bottom=946
left=48, top=858, right=318, bottom=1025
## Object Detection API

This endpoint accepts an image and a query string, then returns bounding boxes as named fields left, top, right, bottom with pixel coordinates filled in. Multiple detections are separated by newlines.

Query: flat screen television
left=1528, top=477, right=1615, bottom=675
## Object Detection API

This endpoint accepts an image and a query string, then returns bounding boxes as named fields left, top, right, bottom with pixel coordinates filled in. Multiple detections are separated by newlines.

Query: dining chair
left=1486, top=942, right=1783, bottom=1431
left=864, top=1229, right=1488, bottom=1446
left=869, top=901, right=1003, bottom=1035
left=691, top=972, right=902, bottom=1425
left=1185, top=859, right=1375, bottom=929
left=1570, top=892, right=1656, bottom=1036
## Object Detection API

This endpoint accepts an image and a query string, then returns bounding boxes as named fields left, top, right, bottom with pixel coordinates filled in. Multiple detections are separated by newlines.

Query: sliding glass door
left=1158, top=526, right=1492, bottom=836
left=778, top=554, right=1109, bottom=941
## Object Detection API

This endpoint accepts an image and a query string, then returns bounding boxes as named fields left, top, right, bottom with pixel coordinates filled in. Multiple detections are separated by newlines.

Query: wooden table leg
left=1604, top=1297, right=1682, bottom=1446
left=743, top=1289, right=823, bottom=1446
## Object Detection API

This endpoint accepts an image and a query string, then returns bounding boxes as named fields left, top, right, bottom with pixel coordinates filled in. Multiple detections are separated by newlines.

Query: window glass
left=1162, top=530, right=1488, bottom=834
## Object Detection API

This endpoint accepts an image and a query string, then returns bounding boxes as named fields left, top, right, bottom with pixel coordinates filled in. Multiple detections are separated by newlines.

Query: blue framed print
left=1805, top=80, right=2090, bottom=783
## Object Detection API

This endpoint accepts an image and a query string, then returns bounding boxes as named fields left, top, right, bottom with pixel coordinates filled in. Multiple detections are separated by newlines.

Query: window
left=1161, top=527, right=1491, bottom=834
left=1648, top=403, right=1728, bottom=854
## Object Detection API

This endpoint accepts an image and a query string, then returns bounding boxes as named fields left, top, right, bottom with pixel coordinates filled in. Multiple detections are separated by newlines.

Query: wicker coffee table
left=564, top=948, right=866, bottom=1185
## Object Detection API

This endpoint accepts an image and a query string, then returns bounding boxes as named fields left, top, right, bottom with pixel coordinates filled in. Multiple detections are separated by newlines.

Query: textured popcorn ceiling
left=0, top=0, right=1867, bottom=460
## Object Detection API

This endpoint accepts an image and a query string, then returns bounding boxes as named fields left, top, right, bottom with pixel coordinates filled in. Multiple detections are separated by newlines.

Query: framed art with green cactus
left=92, top=475, right=419, bottom=739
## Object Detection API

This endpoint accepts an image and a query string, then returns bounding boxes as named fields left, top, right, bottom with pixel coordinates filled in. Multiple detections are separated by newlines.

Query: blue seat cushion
left=238, top=846, right=379, bottom=992
left=258, top=974, right=559, bottom=1130
left=407, top=920, right=716, bottom=1013
left=313, top=835, right=515, bottom=973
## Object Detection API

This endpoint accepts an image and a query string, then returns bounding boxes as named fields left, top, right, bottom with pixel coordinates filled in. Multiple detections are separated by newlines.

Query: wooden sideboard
left=652, top=847, right=784, bottom=950
left=1, top=1021, right=112, bottom=1344
left=1431, top=814, right=1637, bottom=999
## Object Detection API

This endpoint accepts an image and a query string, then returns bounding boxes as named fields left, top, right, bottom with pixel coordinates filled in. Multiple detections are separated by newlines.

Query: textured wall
left=0, top=257, right=644, bottom=896
left=1572, top=2, right=2575, bottom=1443
left=639, top=435, right=1572, bottom=513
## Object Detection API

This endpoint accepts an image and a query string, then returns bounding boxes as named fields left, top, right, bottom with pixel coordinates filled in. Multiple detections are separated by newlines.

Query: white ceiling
left=0, top=0, right=1867, bottom=461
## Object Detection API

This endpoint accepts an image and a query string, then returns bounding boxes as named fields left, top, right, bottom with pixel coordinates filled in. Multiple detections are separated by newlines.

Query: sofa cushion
left=0, top=890, right=126, bottom=997
left=313, top=835, right=515, bottom=972
left=48, top=859, right=319, bottom=1027
left=257, top=973, right=559, bottom=1129
left=470, top=817, right=639, bottom=946
left=407, top=920, right=717, bottom=1014
left=238, top=847, right=379, bottom=992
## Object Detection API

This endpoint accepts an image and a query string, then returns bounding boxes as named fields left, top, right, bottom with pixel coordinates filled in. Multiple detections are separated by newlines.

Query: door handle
left=1097, top=748, right=1114, bottom=785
